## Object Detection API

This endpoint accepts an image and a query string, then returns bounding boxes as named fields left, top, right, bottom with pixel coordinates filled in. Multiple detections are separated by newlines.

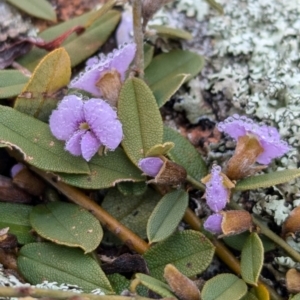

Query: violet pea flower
left=138, top=157, right=164, bottom=177
left=49, top=95, right=122, bottom=161
left=217, top=114, right=290, bottom=164
left=204, top=213, right=223, bottom=235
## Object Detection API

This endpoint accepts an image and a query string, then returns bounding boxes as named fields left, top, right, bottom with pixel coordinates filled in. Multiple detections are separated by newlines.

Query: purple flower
left=217, top=114, right=290, bottom=164
left=138, top=157, right=164, bottom=177
left=204, top=214, right=223, bottom=234
left=69, top=43, right=136, bottom=97
left=204, top=165, right=229, bottom=213
left=116, top=10, right=134, bottom=46
left=49, top=95, right=122, bottom=161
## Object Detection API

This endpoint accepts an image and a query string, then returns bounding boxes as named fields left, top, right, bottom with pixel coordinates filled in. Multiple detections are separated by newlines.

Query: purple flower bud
left=205, top=165, right=228, bottom=213
left=49, top=95, right=122, bottom=161
left=138, top=157, right=164, bottom=177
left=11, top=163, right=25, bottom=178
left=69, top=43, right=136, bottom=97
left=217, top=114, right=290, bottom=164
left=204, top=213, right=223, bottom=234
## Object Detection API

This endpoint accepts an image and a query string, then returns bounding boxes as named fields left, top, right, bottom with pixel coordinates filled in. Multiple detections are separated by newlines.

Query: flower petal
left=49, top=95, right=84, bottom=140
left=116, top=10, right=133, bottom=46
left=69, top=43, right=136, bottom=96
left=218, top=114, right=290, bottom=164
left=205, top=165, right=228, bottom=213
left=81, top=131, right=102, bottom=162
left=138, top=157, right=164, bottom=177
left=204, top=214, right=223, bottom=234
left=65, top=130, right=85, bottom=156
left=84, top=99, right=123, bottom=150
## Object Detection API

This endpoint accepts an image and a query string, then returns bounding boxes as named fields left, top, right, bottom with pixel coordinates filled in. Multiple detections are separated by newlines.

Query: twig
left=132, top=0, right=144, bottom=78
left=0, top=286, right=156, bottom=300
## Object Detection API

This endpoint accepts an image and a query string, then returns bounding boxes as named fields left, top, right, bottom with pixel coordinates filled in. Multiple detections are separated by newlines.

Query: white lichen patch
left=251, top=192, right=292, bottom=226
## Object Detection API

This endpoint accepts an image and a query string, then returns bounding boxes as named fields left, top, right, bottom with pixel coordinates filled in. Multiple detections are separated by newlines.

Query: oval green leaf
left=292, top=294, right=300, bottom=300
left=14, top=48, right=71, bottom=122
left=149, top=25, right=193, bottom=40
left=58, top=148, right=144, bottom=189
left=235, top=169, right=300, bottom=191
left=163, top=126, right=207, bottom=181
left=145, top=50, right=205, bottom=107
left=145, top=142, right=175, bottom=157
left=135, top=273, right=175, bottom=298
left=223, top=231, right=275, bottom=252
left=0, top=202, right=34, bottom=244
left=0, top=105, right=89, bottom=174
left=202, top=273, right=247, bottom=300
left=107, top=274, right=130, bottom=295
left=144, top=230, right=215, bottom=280
left=241, top=233, right=264, bottom=286
left=240, top=292, right=259, bottom=300
left=6, top=0, right=56, bottom=22
left=147, top=189, right=188, bottom=243
left=18, top=10, right=120, bottom=71
left=117, top=181, right=147, bottom=196
left=118, top=78, right=163, bottom=165
left=102, top=188, right=160, bottom=239
left=30, top=202, right=102, bottom=253
left=0, top=70, right=29, bottom=99
left=18, top=242, right=113, bottom=293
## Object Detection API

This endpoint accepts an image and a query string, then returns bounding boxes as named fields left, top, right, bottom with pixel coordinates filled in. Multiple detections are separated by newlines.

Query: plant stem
left=0, top=286, right=155, bottom=300
left=32, top=167, right=149, bottom=255
left=229, top=201, right=300, bottom=263
left=132, top=0, right=144, bottom=78
left=186, top=175, right=205, bottom=191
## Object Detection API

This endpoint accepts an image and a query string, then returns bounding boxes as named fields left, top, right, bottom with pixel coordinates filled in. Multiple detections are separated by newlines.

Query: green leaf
left=107, top=274, right=130, bottom=294
left=235, top=169, right=300, bottom=191
left=58, top=148, right=144, bottom=189
left=145, top=50, right=205, bottom=107
left=0, top=105, right=89, bottom=174
left=144, top=230, right=215, bottom=280
left=144, top=43, right=154, bottom=69
left=14, top=48, right=71, bottom=122
left=149, top=25, right=192, bottom=40
left=117, top=181, right=147, bottom=196
left=291, top=294, right=300, bottom=300
left=147, top=189, right=188, bottom=243
left=145, top=142, right=175, bottom=157
left=205, top=0, right=224, bottom=14
left=223, top=232, right=275, bottom=252
left=201, top=274, right=247, bottom=300
left=240, top=292, right=259, bottom=300
left=30, top=202, right=102, bottom=253
left=18, top=242, right=113, bottom=293
left=135, top=273, right=175, bottom=298
left=0, top=203, right=34, bottom=244
left=241, top=233, right=264, bottom=286
left=102, top=188, right=160, bottom=239
left=18, top=11, right=120, bottom=71
left=163, top=126, right=207, bottom=181
left=6, top=0, right=56, bottom=22
left=118, top=78, right=163, bottom=165
left=0, top=70, right=29, bottom=99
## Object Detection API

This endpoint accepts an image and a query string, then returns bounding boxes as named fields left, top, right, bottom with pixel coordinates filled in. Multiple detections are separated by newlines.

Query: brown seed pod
left=282, top=206, right=300, bottom=238
left=286, top=268, right=300, bottom=294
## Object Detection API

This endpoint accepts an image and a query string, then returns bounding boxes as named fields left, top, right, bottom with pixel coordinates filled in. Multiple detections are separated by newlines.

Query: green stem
left=229, top=201, right=300, bottom=263
left=132, top=0, right=144, bottom=78
left=0, top=286, right=155, bottom=299
left=186, top=175, right=205, bottom=191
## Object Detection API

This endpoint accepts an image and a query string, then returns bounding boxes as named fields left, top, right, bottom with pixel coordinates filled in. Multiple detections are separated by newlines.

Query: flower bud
left=204, top=213, right=223, bottom=234
left=282, top=206, right=300, bottom=238
left=164, top=264, right=200, bottom=300
left=138, top=157, right=187, bottom=185
left=286, top=268, right=300, bottom=294
left=221, top=210, right=253, bottom=236
left=11, top=163, right=46, bottom=196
